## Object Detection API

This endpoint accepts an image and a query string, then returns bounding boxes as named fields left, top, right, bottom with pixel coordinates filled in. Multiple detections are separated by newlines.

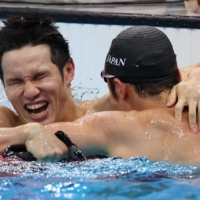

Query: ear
left=177, top=69, right=182, bottom=82
left=63, top=58, right=75, bottom=86
left=113, top=78, right=127, bottom=100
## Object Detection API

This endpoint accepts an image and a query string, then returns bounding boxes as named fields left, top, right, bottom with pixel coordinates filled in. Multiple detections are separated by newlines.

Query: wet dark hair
left=108, top=70, right=179, bottom=99
left=0, top=13, right=71, bottom=82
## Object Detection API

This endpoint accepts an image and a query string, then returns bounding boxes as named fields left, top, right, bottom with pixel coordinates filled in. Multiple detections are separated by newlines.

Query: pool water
left=0, top=156, right=200, bottom=200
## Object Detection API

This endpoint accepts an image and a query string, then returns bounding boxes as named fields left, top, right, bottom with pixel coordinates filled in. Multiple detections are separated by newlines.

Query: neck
left=129, top=90, right=172, bottom=111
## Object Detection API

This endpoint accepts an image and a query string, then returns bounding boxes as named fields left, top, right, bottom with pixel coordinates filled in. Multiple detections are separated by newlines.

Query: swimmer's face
left=1, top=44, right=75, bottom=125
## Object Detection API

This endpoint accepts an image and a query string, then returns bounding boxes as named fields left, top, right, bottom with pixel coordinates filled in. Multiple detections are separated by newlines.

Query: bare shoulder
left=76, top=93, right=114, bottom=117
left=0, top=105, right=22, bottom=127
left=88, top=93, right=113, bottom=114
left=75, top=110, right=141, bottom=130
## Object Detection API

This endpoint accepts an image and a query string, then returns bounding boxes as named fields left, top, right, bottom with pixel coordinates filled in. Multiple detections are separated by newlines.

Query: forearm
left=0, top=122, right=69, bottom=162
left=0, top=125, right=28, bottom=154
left=45, top=117, right=111, bottom=157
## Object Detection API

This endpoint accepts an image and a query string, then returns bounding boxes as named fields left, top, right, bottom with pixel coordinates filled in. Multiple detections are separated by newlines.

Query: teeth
left=26, top=102, right=47, bottom=110
left=31, top=111, right=45, bottom=116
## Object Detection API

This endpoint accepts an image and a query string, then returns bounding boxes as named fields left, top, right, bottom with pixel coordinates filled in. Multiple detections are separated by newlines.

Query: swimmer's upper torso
left=99, top=108, right=199, bottom=162
left=57, top=107, right=200, bottom=163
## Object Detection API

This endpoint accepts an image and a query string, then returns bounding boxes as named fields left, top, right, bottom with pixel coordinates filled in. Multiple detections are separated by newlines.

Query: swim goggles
left=101, top=71, right=115, bottom=82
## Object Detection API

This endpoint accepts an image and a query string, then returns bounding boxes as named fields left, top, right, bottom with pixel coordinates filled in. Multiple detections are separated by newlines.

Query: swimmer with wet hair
left=2, top=25, right=200, bottom=163
left=0, top=13, right=112, bottom=128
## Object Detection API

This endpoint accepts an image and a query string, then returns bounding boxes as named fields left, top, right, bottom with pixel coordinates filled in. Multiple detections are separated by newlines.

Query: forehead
left=2, top=44, right=55, bottom=75
left=2, top=44, right=51, bottom=65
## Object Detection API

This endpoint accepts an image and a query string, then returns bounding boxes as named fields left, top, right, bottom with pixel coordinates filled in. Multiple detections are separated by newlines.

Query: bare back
left=47, top=107, right=200, bottom=164
left=103, top=108, right=200, bottom=163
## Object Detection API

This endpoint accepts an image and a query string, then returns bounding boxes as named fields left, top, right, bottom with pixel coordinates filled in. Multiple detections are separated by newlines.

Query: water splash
left=0, top=157, right=199, bottom=199
left=72, top=86, right=99, bottom=101
left=0, top=81, right=100, bottom=110
left=0, top=156, right=198, bottom=179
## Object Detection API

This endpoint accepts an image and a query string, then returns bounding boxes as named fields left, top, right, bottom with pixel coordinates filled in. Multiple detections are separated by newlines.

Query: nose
left=23, top=81, right=40, bottom=100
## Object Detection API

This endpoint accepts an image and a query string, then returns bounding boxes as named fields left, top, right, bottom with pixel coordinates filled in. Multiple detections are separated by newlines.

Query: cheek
left=43, top=81, right=66, bottom=99
left=6, top=91, right=21, bottom=109
left=4, top=87, right=19, bottom=103
left=39, top=77, right=63, bottom=91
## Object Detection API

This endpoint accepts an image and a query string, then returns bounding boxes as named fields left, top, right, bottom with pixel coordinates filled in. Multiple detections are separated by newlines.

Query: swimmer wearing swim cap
left=102, top=26, right=178, bottom=83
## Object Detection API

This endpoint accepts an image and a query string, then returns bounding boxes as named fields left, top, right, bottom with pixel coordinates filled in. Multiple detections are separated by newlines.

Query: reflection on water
left=0, top=156, right=200, bottom=199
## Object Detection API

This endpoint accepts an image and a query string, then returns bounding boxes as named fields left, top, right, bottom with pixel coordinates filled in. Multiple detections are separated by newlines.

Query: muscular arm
left=0, top=111, right=118, bottom=161
left=44, top=111, right=142, bottom=159
left=45, top=113, right=111, bottom=157
left=2, top=111, right=130, bottom=160
left=0, top=122, right=68, bottom=162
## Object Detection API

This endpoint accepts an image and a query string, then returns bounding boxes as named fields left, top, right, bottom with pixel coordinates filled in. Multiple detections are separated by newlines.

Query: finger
left=37, top=151, right=57, bottom=162
left=174, top=99, right=186, bottom=121
left=50, top=148, right=68, bottom=162
left=166, top=85, right=177, bottom=107
left=42, top=145, right=69, bottom=162
left=188, top=100, right=198, bottom=133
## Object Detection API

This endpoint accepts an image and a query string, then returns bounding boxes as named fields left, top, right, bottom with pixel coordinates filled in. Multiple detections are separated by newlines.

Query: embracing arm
left=0, top=111, right=140, bottom=161
left=0, top=113, right=110, bottom=161
left=167, top=62, right=200, bottom=133
left=45, top=113, right=111, bottom=157
left=0, top=111, right=112, bottom=161
left=45, top=111, right=141, bottom=159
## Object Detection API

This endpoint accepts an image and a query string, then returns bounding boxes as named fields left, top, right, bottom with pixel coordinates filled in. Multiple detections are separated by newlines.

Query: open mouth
left=25, top=101, right=49, bottom=115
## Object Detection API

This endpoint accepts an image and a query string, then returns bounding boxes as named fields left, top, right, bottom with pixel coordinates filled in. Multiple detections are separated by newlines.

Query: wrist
left=20, top=122, right=42, bottom=144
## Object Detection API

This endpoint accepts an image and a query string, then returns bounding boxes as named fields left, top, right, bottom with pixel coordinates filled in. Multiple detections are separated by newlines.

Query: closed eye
left=33, top=72, right=48, bottom=81
left=6, top=78, right=24, bottom=86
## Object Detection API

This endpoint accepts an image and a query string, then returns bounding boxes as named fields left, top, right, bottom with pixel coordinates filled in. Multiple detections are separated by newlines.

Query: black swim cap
left=102, top=26, right=177, bottom=83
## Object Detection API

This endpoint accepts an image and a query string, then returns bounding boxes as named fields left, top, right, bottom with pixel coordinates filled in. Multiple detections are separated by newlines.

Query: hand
left=167, top=69, right=200, bottom=133
left=24, top=123, right=69, bottom=162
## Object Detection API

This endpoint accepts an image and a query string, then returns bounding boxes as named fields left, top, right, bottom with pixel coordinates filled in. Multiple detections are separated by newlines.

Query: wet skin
left=1, top=44, right=76, bottom=125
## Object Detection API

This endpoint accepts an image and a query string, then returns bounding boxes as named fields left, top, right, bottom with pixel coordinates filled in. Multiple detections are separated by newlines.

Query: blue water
left=0, top=156, right=200, bottom=200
